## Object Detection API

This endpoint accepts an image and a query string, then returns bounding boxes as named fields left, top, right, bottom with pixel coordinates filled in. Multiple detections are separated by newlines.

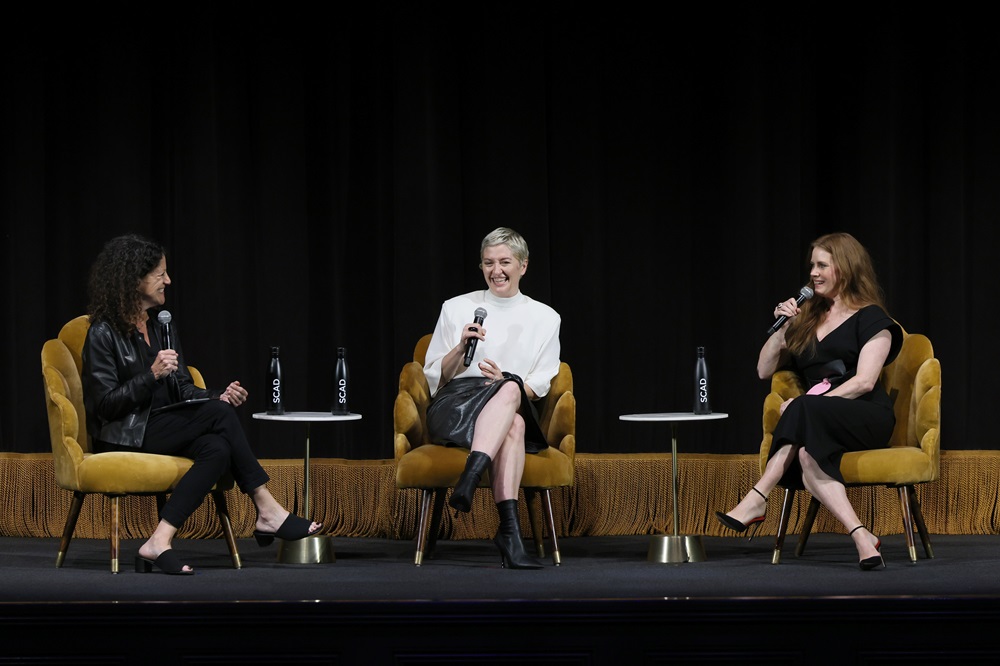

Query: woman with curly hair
left=82, top=234, right=320, bottom=574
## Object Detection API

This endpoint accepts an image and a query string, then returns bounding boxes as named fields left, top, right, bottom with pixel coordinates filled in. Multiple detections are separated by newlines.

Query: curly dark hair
left=87, top=234, right=167, bottom=337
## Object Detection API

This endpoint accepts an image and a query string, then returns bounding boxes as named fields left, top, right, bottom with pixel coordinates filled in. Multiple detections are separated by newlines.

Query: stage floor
left=4, top=533, right=1000, bottom=602
left=4, top=533, right=1000, bottom=663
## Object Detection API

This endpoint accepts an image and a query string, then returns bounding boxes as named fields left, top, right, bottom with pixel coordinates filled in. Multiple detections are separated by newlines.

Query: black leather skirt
left=426, top=375, right=548, bottom=454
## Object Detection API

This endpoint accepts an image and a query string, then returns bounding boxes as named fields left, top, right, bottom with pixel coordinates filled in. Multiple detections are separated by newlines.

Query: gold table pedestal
left=278, top=534, right=336, bottom=564
left=647, top=534, right=707, bottom=564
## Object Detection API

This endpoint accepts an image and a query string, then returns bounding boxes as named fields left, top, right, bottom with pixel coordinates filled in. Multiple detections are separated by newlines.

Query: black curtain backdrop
left=2, top=3, right=995, bottom=459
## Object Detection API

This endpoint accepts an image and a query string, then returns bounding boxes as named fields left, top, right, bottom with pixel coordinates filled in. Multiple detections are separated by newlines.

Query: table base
left=647, top=535, right=706, bottom=564
left=277, top=535, right=336, bottom=564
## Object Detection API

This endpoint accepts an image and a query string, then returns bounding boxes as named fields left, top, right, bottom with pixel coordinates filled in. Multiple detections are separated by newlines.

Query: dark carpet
left=3, top=534, right=1000, bottom=664
left=3, top=533, right=1000, bottom=602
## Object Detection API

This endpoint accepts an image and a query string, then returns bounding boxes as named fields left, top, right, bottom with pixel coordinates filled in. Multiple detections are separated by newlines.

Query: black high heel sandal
left=715, top=487, right=767, bottom=539
left=850, top=525, right=885, bottom=571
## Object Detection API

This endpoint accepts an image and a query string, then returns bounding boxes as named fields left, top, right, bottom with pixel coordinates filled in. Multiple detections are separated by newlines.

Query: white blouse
left=424, top=290, right=561, bottom=399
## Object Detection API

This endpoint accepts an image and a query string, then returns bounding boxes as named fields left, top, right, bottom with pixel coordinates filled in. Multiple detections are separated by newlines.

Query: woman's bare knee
left=510, top=413, right=525, bottom=437
left=497, top=381, right=520, bottom=405
left=798, top=446, right=818, bottom=471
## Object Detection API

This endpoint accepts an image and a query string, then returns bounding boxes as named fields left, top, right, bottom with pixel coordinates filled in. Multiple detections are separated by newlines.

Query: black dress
left=770, top=305, right=903, bottom=487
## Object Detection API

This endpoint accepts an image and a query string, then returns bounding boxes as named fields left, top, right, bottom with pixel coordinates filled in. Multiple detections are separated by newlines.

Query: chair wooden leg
left=523, top=488, right=546, bottom=558
left=908, top=486, right=934, bottom=559
left=413, top=490, right=432, bottom=566
left=795, top=497, right=821, bottom=557
left=414, top=489, right=446, bottom=566
left=211, top=490, right=242, bottom=569
left=56, top=491, right=85, bottom=568
left=425, top=489, right=446, bottom=561
left=897, top=486, right=918, bottom=563
left=772, top=488, right=795, bottom=564
left=109, top=495, right=121, bottom=574
left=540, top=489, right=561, bottom=566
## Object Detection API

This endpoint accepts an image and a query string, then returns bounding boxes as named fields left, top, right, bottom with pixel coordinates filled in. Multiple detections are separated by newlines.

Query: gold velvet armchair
left=40, top=315, right=241, bottom=573
left=762, top=331, right=941, bottom=564
left=394, top=334, right=576, bottom=565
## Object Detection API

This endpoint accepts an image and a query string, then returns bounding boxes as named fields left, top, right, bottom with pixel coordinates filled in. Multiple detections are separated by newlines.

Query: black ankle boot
left=494, top=499, right=543, bottom=569
left=449, top=451, right=491, bottom=513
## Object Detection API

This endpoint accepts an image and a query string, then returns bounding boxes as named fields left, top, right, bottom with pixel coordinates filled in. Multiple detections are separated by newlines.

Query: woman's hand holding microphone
left=151, top=349, right=179, bottom=380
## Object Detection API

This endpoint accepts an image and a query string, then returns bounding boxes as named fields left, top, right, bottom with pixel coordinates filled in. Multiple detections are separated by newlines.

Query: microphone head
left=474, top=307, right=488, bottom=319
left=157, top=310, right=172, bottom=325
left=799, top=286, right=815, bottom=299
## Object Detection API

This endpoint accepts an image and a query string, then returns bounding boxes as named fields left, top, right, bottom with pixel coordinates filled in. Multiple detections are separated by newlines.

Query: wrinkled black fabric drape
left=2, top=3, right=995, bottom=458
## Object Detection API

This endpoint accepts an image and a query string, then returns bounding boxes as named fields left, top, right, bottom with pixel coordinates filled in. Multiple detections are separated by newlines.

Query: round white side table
left=619, top=412, right=729, bottom=564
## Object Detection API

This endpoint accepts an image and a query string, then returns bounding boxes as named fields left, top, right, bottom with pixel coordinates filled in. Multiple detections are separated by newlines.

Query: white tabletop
left=619, top=412, right=728, bottom=422
left=252, top=411, right=362, bottom=423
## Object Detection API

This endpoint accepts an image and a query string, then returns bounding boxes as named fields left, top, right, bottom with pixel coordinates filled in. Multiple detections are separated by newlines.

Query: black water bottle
left=332, top=347, right=350, bottom=415
left=693, top=346, right=711, bottom=414
left=267, top=346, right=284, bottom=415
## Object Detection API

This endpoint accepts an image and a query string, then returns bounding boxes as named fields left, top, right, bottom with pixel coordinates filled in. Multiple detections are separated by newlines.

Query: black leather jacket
left=82, top=315, right=216, bottom=448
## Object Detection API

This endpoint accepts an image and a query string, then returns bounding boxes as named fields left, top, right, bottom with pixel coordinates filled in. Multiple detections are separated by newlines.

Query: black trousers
left=102, top=401, right=269, bottom=528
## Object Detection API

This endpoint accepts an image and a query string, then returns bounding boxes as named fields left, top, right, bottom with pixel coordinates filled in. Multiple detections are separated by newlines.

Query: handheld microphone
left=157, top=310, right=173, bottom=349
left=766, top=286, right=814, bottom=336
left=463, top=307, right=488, bottom=367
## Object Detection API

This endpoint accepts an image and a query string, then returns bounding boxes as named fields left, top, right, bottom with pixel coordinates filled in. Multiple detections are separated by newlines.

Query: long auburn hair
left=784, top=232, right=887, bottom=357
left=87, top=234, right=166, bottom=337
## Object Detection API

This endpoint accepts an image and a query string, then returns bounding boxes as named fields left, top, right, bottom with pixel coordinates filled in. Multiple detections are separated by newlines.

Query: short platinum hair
left=480, top=227, right=529, bottom=264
